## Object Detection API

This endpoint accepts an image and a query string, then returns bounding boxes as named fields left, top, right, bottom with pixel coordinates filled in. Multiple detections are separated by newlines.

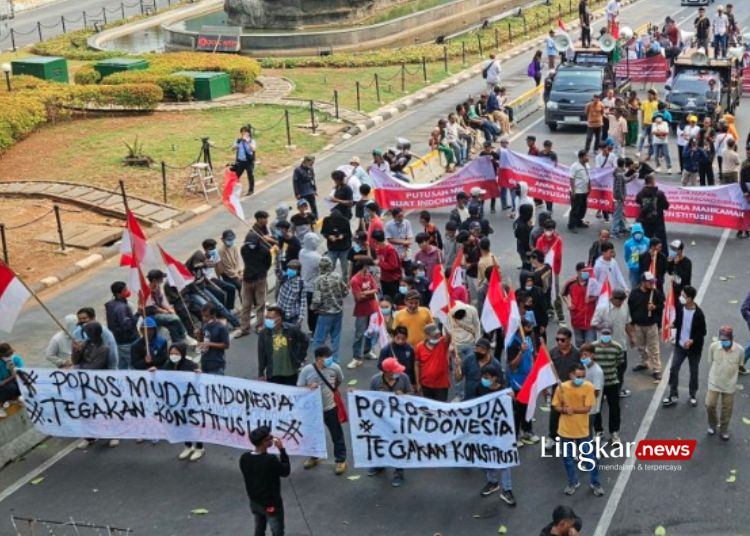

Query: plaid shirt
left=277, top=275, right=306, bottom=326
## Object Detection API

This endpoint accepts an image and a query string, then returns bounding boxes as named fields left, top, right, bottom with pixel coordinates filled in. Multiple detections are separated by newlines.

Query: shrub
left=0, top=93, right=49, bottom=151
left=73, top=64, right=102, bottom=85
left=31, top=30, right=121, bottom=61
left=69, top=83, right=164, bottom=109
left=103, top=71, right=194, bottom=101
left=143, top=52, right=261, bottom=91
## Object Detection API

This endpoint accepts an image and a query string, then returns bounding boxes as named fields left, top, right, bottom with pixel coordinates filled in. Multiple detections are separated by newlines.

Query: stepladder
left=186, top=162, right=218, bottom=201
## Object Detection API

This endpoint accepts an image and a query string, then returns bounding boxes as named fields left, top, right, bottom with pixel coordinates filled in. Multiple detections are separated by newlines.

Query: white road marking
left=0, top=441, right=78, bottom=505
left=593, top=227, right=731, bottom=536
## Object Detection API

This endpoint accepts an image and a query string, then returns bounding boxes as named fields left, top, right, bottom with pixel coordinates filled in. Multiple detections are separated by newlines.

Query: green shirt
left=592, top=341, right=624, bottom=386
left=272, top=331, right=295, bottom=377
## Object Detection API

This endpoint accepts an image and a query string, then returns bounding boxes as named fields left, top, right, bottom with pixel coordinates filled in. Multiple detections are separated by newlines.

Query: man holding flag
left=507, top=319, right=540, bottom=445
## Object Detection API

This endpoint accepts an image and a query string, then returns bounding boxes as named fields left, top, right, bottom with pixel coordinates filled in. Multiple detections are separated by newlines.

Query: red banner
left=369, top=157, right=499, bottom=210
left=499, top=150, right=750, bottom=231
left=614, top=55, right=669, bottom=82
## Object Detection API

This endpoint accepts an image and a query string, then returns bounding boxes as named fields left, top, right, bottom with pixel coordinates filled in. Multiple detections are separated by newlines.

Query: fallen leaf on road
left=348, top=379, right=358, bottom=386
left=29, top=477, right=44, bottom=485
left=726, top=475, right=736, bottom=483
left=690, top=241, right=696, bottom=246
left=191, top=508, right=209, bottom=515
left=654, top=527, right=666, bottom=536
left=730, top=469, right=737, bottom=475
left=742, top=417, right=750, bottom=425
left=719, top=277, right=728, bottom=281
left=498, top=525, right=508, bottom=534
left=347, top=475, right=361, bottom=481
left=472, top=514, right=481, bottom=518
left=729, top=300, right=739, bottom=304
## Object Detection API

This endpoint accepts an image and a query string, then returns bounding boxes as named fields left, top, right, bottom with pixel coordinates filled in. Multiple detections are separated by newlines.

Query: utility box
left=94, top=58, right=149, bottom=78
left=11, top=56, right=69, bottom=83
left=173, top=71, right=231, bottom=101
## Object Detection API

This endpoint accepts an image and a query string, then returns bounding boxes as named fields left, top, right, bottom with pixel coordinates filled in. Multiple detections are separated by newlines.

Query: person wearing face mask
left=539, top=504, right=582, bottom=536
left=535, top=219, right=565, bottom=322
left=663, top=286, right=706, bottom=408
left=705, top=326, right=745, bottom=440
left=518, top=273, right=548, bottom=341
left=593, top=241, right=628, bottom=293
left=372, top=229, right=402, bottom=299
left=300, top=233, right=323, bottom=334
left=454, top=337, right=502, bottom=412
left=666, top=239, right=692, bottom=299
left=310, top=257, right=348, bottom=364
left=45, top=314, right=79, bottom=369
left=257, top=306, right=309, bottom=385
left=321, top=208, right=353, bottom=281
left=104, top=282, right=138, bottom=370
left=628, top=272, right=664, bottom=382
left=217, top=229, right=243, bottom=296
left=580, top=344, right=604, bottom=440
left=347, top=231, right=374, bottom=277
left=623, top=222, right=651, bottom=289
left=298, top=346, right=347, bottom=475
left=547, top=328, right=580, bottom=448
left=413, top=233, right=441, bottom=288
left=507, top=320, right=540, bottom=446
left=562, top=263, right=597, bottom=348
left=552, top=362, right=604, bottom=497
left=590, top=326, right=624, bottom=443
left=164, top=342, right=204, bottom=462
left=414, top=324, right=452, bottom=401
left=368, top=357, right=413, bottom=486
left=0, top=344, right=23, bottom=418
left=377, top=326, right=416, bottom=385
left=276, top=260, right=306, bottom=328
left=592, top=289, right=632, bottom=398
left=349, top=258, right=379, bottom=370
left=130, top=316, right=169, bottom=373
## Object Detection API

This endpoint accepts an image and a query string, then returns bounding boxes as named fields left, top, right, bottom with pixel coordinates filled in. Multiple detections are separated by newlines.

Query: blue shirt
left=0, top=355, right=23, bottom=382
left=462, top=355, right=503, bottom=401
left=487, top=93, right=501, bottom=113
left=507, top=334, right=534, bottom=391
left=236, top=138, right=255, bottom=161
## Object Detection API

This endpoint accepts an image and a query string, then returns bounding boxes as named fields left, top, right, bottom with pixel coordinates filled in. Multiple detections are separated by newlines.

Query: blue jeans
left=654, top=143, right=671, bottom=169
left=562, top=436, right=601, bottom=487
left=499, top=187, right=511, bottom=209
left=628, top=270, right=641, bottom=289
left=573, top=328, right=596, bottom=349
left=153, top=313, right=187, bottom=343
left=481, top=119, right=501, bottom=143
left=611, top=200, right=627, bottom=235
left=187, top=291, right=240, bottom=328
left=714, top=34, right=727, bottom=57
left=638, top=124, right=652, bottom=155
left=486, top=467, right=513, bottom=490
left=312, top=312, right=343, bottom=362
left=352, top=315, right=372, bottom=360
left=117, top=342, right=134, bottom=370
left=744, top=342, right=750, bottom=365
left=327, top=249, right=349, bottom=281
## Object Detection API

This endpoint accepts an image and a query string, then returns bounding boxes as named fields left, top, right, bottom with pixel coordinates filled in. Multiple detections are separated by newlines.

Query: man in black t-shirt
left=328, top=170, right=354, bottom=220
left=579, top=0, right=591, bottom=47
left=694, top=7, right=711, bottom=52
left=197, top=303, right=230, bottom=375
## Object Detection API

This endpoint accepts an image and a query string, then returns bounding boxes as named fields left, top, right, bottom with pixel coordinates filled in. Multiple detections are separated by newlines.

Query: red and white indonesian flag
left=503, top=286, right=522, bottom=347
left=596, top=277, right=612, bottom=314
left=558, top=17, right=568, bottom=32
left=368, top=305, right=390, bottom=349
left=516, top=345, right=558, bottom=421
left=120, top=210, right=155, bottom=267
left=223, top=169, right=246, bottom=222
left=662, top=281, right=676, bottom=343
left=544, top=247, right=557, bottom=298
left=0, top=261, right=31, bottom=333
left=128, top=256, right=151, bottom=309
left=480, top=265, right=506, bottom=333
left=447, top=245, right=465, bottom=292
left=429, top=265, right=451, bottom=325
left=158, top=245, right=195, bottom=292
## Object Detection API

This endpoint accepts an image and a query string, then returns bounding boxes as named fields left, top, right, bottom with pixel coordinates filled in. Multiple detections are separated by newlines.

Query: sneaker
left=611, top=432, right=621, bottom=444
left=544, top=437, right=556, bottom=451
left=335, top=462, right=347, bottom=475
left=620, top=388, right=632, bottom=398
left=563, top=482, right=580, bottom=495
left=480, top=482, right=501, bottom=497
left=522, top=433, right=540, bottom=445
left=595, top=431, right=604, bottom=439
left=364, top=351, right=377, bottom=360
left=662, top=395, right=677, bottom=407
left=391, top=471, right=404, bottom=487
left=178, top=447, right=194, bottom=460
left=739, top=365, right=749, bottom=375
left=655, top=166, right=663, bottom=173
left=0, top=408, right=7, bottom=418
left=720, top=433, right=730, bottom=441
left=189, top=448, right=206, bottom=462
left=303, top=457, right=320, bottom=470
left=707, top=427, right=716, bottom=435
left=666, top=168, right=673, bottom=175
left=595, top=210, right=603, bottom=219
left=231, top=329, right=249, bottom=339
left=632, top=364, right=648, bottom=372
left=108, top=439, right=120, bottom=448
left=499, top=490, right=517, bottom=506
left=591, top=484, right=605, bottom=496
left=347, top=359, right=363, bottom=369
left=689, top=397, right=697, bottom=407
left=653, top=372, right=662, bottom=382
left=77, top=439, right=93, bottom=450
left=367, top=467, right=384, bottom=477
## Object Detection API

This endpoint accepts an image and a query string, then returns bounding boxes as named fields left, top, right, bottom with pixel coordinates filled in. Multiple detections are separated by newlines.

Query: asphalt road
left=1, top=0, right=749, bottom=534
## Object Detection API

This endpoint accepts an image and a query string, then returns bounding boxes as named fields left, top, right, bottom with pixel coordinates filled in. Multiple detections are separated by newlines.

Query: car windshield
left=553, top=70, right=602, bottom=92
left=672, top=71, right=720, bottom=94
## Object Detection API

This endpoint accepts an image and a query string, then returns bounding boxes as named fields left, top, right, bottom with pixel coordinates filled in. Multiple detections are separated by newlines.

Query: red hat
left=382, top=357, right=406, bottom=374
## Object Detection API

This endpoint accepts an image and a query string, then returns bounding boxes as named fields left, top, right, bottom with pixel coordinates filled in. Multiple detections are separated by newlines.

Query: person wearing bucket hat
left=368, top=356, right=412, bottom=486
left=705, top=325, right=745, bottom=440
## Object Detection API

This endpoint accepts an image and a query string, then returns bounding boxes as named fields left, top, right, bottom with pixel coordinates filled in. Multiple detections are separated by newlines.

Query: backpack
left=639, top=194, right=659, bottom=222
left=527, top=61, right=537, bottom=78
left=482, top=61, right=492, bottom=79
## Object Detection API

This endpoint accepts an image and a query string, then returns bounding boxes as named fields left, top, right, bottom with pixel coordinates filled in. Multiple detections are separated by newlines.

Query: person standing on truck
left=694, top=7, right=711, bottom=54
left=712, top=5, right=729, bottom=59
left=605, top=0, right=620, bottom=35
left=579, top=0, right=592, bottom=48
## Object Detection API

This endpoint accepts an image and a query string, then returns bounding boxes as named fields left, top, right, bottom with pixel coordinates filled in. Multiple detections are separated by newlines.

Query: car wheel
left=547, top=122, right=558, bottom=131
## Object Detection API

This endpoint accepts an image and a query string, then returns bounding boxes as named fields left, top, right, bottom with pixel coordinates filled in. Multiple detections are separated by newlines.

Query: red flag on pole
left=662, top=283, right=676, bottom=343
left=223, top=168, right=246, bottom=222
left=0, top=261, right=31, bottom=333
left=480, top=266, right=508, bottom=333
left=157, top=245, right=195, bottom=292
left=119, top=210, right=155, bottom=267
left=516, top=344, right=558, bottom=421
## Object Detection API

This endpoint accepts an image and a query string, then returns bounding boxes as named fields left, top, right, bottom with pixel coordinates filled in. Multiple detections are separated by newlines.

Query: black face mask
left=475, top=351, right=487, bottom=359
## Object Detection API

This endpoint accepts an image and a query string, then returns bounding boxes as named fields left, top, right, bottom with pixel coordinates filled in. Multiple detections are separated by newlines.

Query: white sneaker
left=611, top=432, right=621, bottom=444
left=108, top=439, right=120, bottom=448
left=655, top=166, right=663, bottom=173
left=364, top=351, right=377, bottom=360
left=666, top=168, right=673, bottom=175
left=0, top=409, right=7, bottom=418
left=347, top=359, right=363, bottom=369
left=77, top=439, right=93, bottom=450
left=189, top=448, right=206, bottom=462
left=178, top=447, right=194, bottom=460
left=184, top=335, right=198, bottom=347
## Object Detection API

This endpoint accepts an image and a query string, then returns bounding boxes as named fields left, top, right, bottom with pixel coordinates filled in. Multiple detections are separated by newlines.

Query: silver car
left=681, top=0, right=709, bottom=5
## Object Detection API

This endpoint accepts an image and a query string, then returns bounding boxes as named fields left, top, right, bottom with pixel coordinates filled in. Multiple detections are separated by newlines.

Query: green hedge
left=103, top=71, right=194, bottom=101
left=73, top=64, right=102, bottom=85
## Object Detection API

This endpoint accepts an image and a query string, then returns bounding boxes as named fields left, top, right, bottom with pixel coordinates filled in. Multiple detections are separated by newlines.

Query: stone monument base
left=224, top=0, right=399, bottom=29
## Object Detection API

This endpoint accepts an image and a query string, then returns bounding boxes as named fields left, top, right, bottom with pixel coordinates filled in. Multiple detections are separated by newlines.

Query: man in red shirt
left=348, top=258, right=379, bottom=370
left=562, top=263, right=597, bottom=348
left=415, top=324, right=452, bottom=401
left=535, top=219, right=565, bottom=322
left=372, top=229, right=402, bottom=299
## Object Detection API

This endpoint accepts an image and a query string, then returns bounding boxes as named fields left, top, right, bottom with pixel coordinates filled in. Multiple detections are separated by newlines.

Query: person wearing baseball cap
left=592, top=288, right=631, bottom=398
left=368, top=356, right=412, bottom=486
left=628, top=271, right=664, bottom=381
left=705, top=325, right=745, bottom=440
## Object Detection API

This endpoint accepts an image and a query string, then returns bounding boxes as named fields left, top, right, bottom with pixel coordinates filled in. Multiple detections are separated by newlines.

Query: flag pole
left=3, top=262, right=71, bottom=337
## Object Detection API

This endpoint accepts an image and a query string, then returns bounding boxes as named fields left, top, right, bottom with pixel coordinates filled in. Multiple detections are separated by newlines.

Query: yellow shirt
left=552, top=380, right=595, bottom=439
left=393, top=307, right=434, bottom=348
left=641, top=100, right=659, bottom=126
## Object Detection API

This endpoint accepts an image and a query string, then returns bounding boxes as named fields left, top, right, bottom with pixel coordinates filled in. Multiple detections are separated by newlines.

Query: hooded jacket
left=623, top=223, right=650, bottom=273
left=300, top=233, right=323, bottom=292
left=311, top=257, right=348, bottom=315
left=514, top=203, right=534, bottom=257
left=529, top=210, right=551, bottom=248
left=272, top=203, right=290, bottom=240
left=45, top=314, right=78, bottom=367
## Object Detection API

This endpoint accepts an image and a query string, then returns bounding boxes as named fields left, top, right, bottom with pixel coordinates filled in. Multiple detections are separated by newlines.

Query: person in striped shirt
left=591, top=324, right=625, bottom=444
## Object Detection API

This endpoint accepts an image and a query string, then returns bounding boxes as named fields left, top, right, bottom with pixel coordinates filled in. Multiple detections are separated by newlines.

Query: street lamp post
left=1, top=63, right=11, bottom=92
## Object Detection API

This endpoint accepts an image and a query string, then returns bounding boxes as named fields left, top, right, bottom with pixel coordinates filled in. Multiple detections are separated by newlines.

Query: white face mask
left=169, top=353, right=181, bottom=363
left=679, top=296, right=687, bottom=305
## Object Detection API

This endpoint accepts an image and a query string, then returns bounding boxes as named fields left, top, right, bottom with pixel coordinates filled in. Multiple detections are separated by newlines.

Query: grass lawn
left=0, top=105, right=336, bottom=207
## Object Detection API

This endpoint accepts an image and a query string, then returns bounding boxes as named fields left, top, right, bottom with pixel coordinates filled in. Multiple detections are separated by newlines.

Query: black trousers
left=422, top=386, right=449, bottom=402
left=302, top=194, right=318, bottom=220
left=699, top=159, right=715, bottom=186
left=306, top=291, right=319, bottom=334
left=548, top=384, right=560, bottom=438
left=668, top=345, right=701, bottom=397
left=235, top=157, right=255, bottom=194
left=581, top=26, right=591, bottom=48
left=513, top=396, right=533, bottom=435
left=585, top=127, right=601, bottom=153
left=617, top=350, right=628, bottom=388
left=593, top=384, right=621, bottom=434
left=568, top=193, right=589, bottom=229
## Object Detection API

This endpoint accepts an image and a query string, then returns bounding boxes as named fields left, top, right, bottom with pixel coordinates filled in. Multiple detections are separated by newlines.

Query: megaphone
left=680, top=30, right=695, bottom=45
left=553, top=33, right=572, bottom=52
left=599, top=33, right=616, bottom=53
left=690, top=50, right=708, bottom=66
left=727, top=47, right=745, bottom=61
left=619, top=25, right=633, bottom=41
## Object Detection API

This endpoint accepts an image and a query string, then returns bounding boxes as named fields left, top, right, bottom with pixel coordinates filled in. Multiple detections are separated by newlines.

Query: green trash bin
left=94, top=58, right=150, bottom=78
left=173, top=71, right=231, bottom=101
left=11, top=56, right=69, bottom=83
